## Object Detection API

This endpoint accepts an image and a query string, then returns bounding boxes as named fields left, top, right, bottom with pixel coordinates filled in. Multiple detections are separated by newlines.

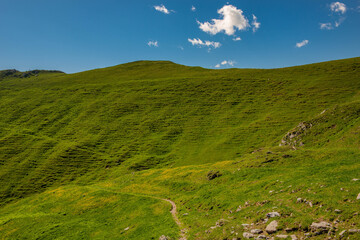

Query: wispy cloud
left=154, top=4, right=171, bottom=14
left=252, top=14, right=260, bottom=32
left=147, top=40, right=159, bottom=47
left=197, top=5, right=250, bottom=36
left=233, top=37, right=241, bottom=41
left=188, top=38, right=221, bottom=50
left=320, top=22, right=333, bottom=30
left=215, top=60, right=236, bottom=68
left=191, top=6, right=196, bottom=12
left=330, top=2, right=347, bottom=14
left=296, top=40, right=309, bottom=48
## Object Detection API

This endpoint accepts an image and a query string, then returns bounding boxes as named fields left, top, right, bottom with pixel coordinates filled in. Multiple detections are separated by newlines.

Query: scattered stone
left=267, top=212, right=281, bottom=218
left=352, top=178, right=359, bottom=181
left=357, top=193, right=360, bottom=200
left=251, top=229, right=263, bottom=234
left=243, top=232, right=255, bottom=239
left=290, top=235, right=298, bottom=240
left=307, top=201, right=313, bottom=207
left=216, top=219, right=228, bottom=227
left=124, top=227, right=130, bottom=231
left=256, top=235, right=267, bottom=239
left=310, top=221, right=332, bottom=233
left=285, top=227, right=298, bottom=233
left=276, top=235, right=288, bottom=239
left=334, top=209, right=342, bottom=213
left=296, top=198, right=303, bottom=203
left=159, top=235, right=169, bottom=240
left=339, top=230, right=346, bottom=237
left=266, top=220, right=278, bottom=234
left=348, top=229, right=360, bottom=233
left=236, top=206, right=242, bottom=212
left=242, top=224, right=250, bottom=228
left=207, top=170, right=222, bottom=180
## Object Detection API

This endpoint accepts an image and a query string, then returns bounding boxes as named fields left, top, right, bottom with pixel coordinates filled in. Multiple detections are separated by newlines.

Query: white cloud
left=197, top=5, right=250, bottom=36
left=335, top=17, right=345, bottom=27
left=215, top=60, right=236, bottom=68
left=147, top=41, right=158, bottom=47
left=252, top=14, right=260, bottom=32
left=154, top=4, right=171, bottom=14
left=191, top=6, right=196, bottom=12
left=233, top=37, right=241, bottom=41
left=188, top=38, right=221, bottom=49
left=296, top=40, right=309, bottom=48
left=320, top=22, right=333, bottom=30
left=330, top=2, right=347, bottom=14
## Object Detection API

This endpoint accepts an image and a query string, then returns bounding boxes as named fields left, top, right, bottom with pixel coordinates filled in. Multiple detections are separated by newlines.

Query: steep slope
left=0, top=58, right=359, bottom=239
left=0, top=58, right=359, bottom=205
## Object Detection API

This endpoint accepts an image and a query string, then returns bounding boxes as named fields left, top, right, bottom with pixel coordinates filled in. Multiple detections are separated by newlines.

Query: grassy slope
left=0, top=58, right=359, bottom=239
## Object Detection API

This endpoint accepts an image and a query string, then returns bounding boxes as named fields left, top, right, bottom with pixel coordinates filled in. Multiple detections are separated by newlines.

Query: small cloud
left=215, top=60, right=236, bottom=68
left=188, top=38, right=221, bottom=50
left=330, top=2, right=347, bottom=14
left=233, top=37, right=241, bottom=41
left=296, top=40, right=309, bottom=48
left=179, top=46, right=184, bottom=50
left=252, top=14, right=261, bottom=32
left=154, top=4, right=171, bottom=14
left=335, top=17, right=345, bottom=27
left=320, top=22, right=333, bottom=30
left=147, top=40, right=159, bottom=47
left=191, top=6, right=196, bottom=12
left=197, top=4, right=250, bottom=36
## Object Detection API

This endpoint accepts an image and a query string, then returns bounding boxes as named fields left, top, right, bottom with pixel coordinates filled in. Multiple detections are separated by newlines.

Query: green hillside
left=0, top=58, right=359, bottom=239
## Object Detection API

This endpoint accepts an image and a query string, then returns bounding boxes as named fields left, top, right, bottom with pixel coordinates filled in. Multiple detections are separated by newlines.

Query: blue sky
left=0, top=0, right=359, bottom=73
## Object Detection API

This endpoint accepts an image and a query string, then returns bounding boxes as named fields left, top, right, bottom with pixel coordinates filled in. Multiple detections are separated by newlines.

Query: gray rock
left=266, top=212, right=281, bottom=218
left=216, top=219, right=228, bottom=227
left=334, top=209, right=342, bottom=213
left=357, top=193, right=360, bottom=200
left=290, top=235, right=298, bottom=240
left=159, top=235, right=169, bottom=240
left=339, top=230, right=346, bottom=238
left=296, top=198, right=302, bottom=203
left=266, top=220, right=278, bottom=234
left=285, top=227, right=298, bottom=233
left=276, top=235, right=288, bottom=239
left=352, top=178, right=359, bottom=181
left=256, top=235, right=267, bottom=239
left=251, top=229, right=263, bottom=234
left=348, top=229, right=360, bottom=233
left=243, top=232, right=255, bottom=239
left=124, top=227, right=130, bottom=231
left=310, top=221, right=332, bottom=233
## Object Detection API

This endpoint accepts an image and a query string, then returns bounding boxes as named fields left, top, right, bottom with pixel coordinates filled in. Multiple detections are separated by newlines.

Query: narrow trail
left=162, top=199, right=187, bottom=240
left=86, top=186, right=187, bottom=239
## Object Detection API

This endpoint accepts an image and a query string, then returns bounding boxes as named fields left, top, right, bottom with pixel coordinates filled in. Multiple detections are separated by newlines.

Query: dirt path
left=162, top=199, right=187, bottom=240
left=86, top=186, right=187, bottom=239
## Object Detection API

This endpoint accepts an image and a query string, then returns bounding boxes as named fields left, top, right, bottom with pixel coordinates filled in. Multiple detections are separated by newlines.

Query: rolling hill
left=0, top=58, right=359, bottom=239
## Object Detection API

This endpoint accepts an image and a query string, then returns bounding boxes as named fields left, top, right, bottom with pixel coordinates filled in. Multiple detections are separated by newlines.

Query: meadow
left=0, top=58, right=359, bottom=239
